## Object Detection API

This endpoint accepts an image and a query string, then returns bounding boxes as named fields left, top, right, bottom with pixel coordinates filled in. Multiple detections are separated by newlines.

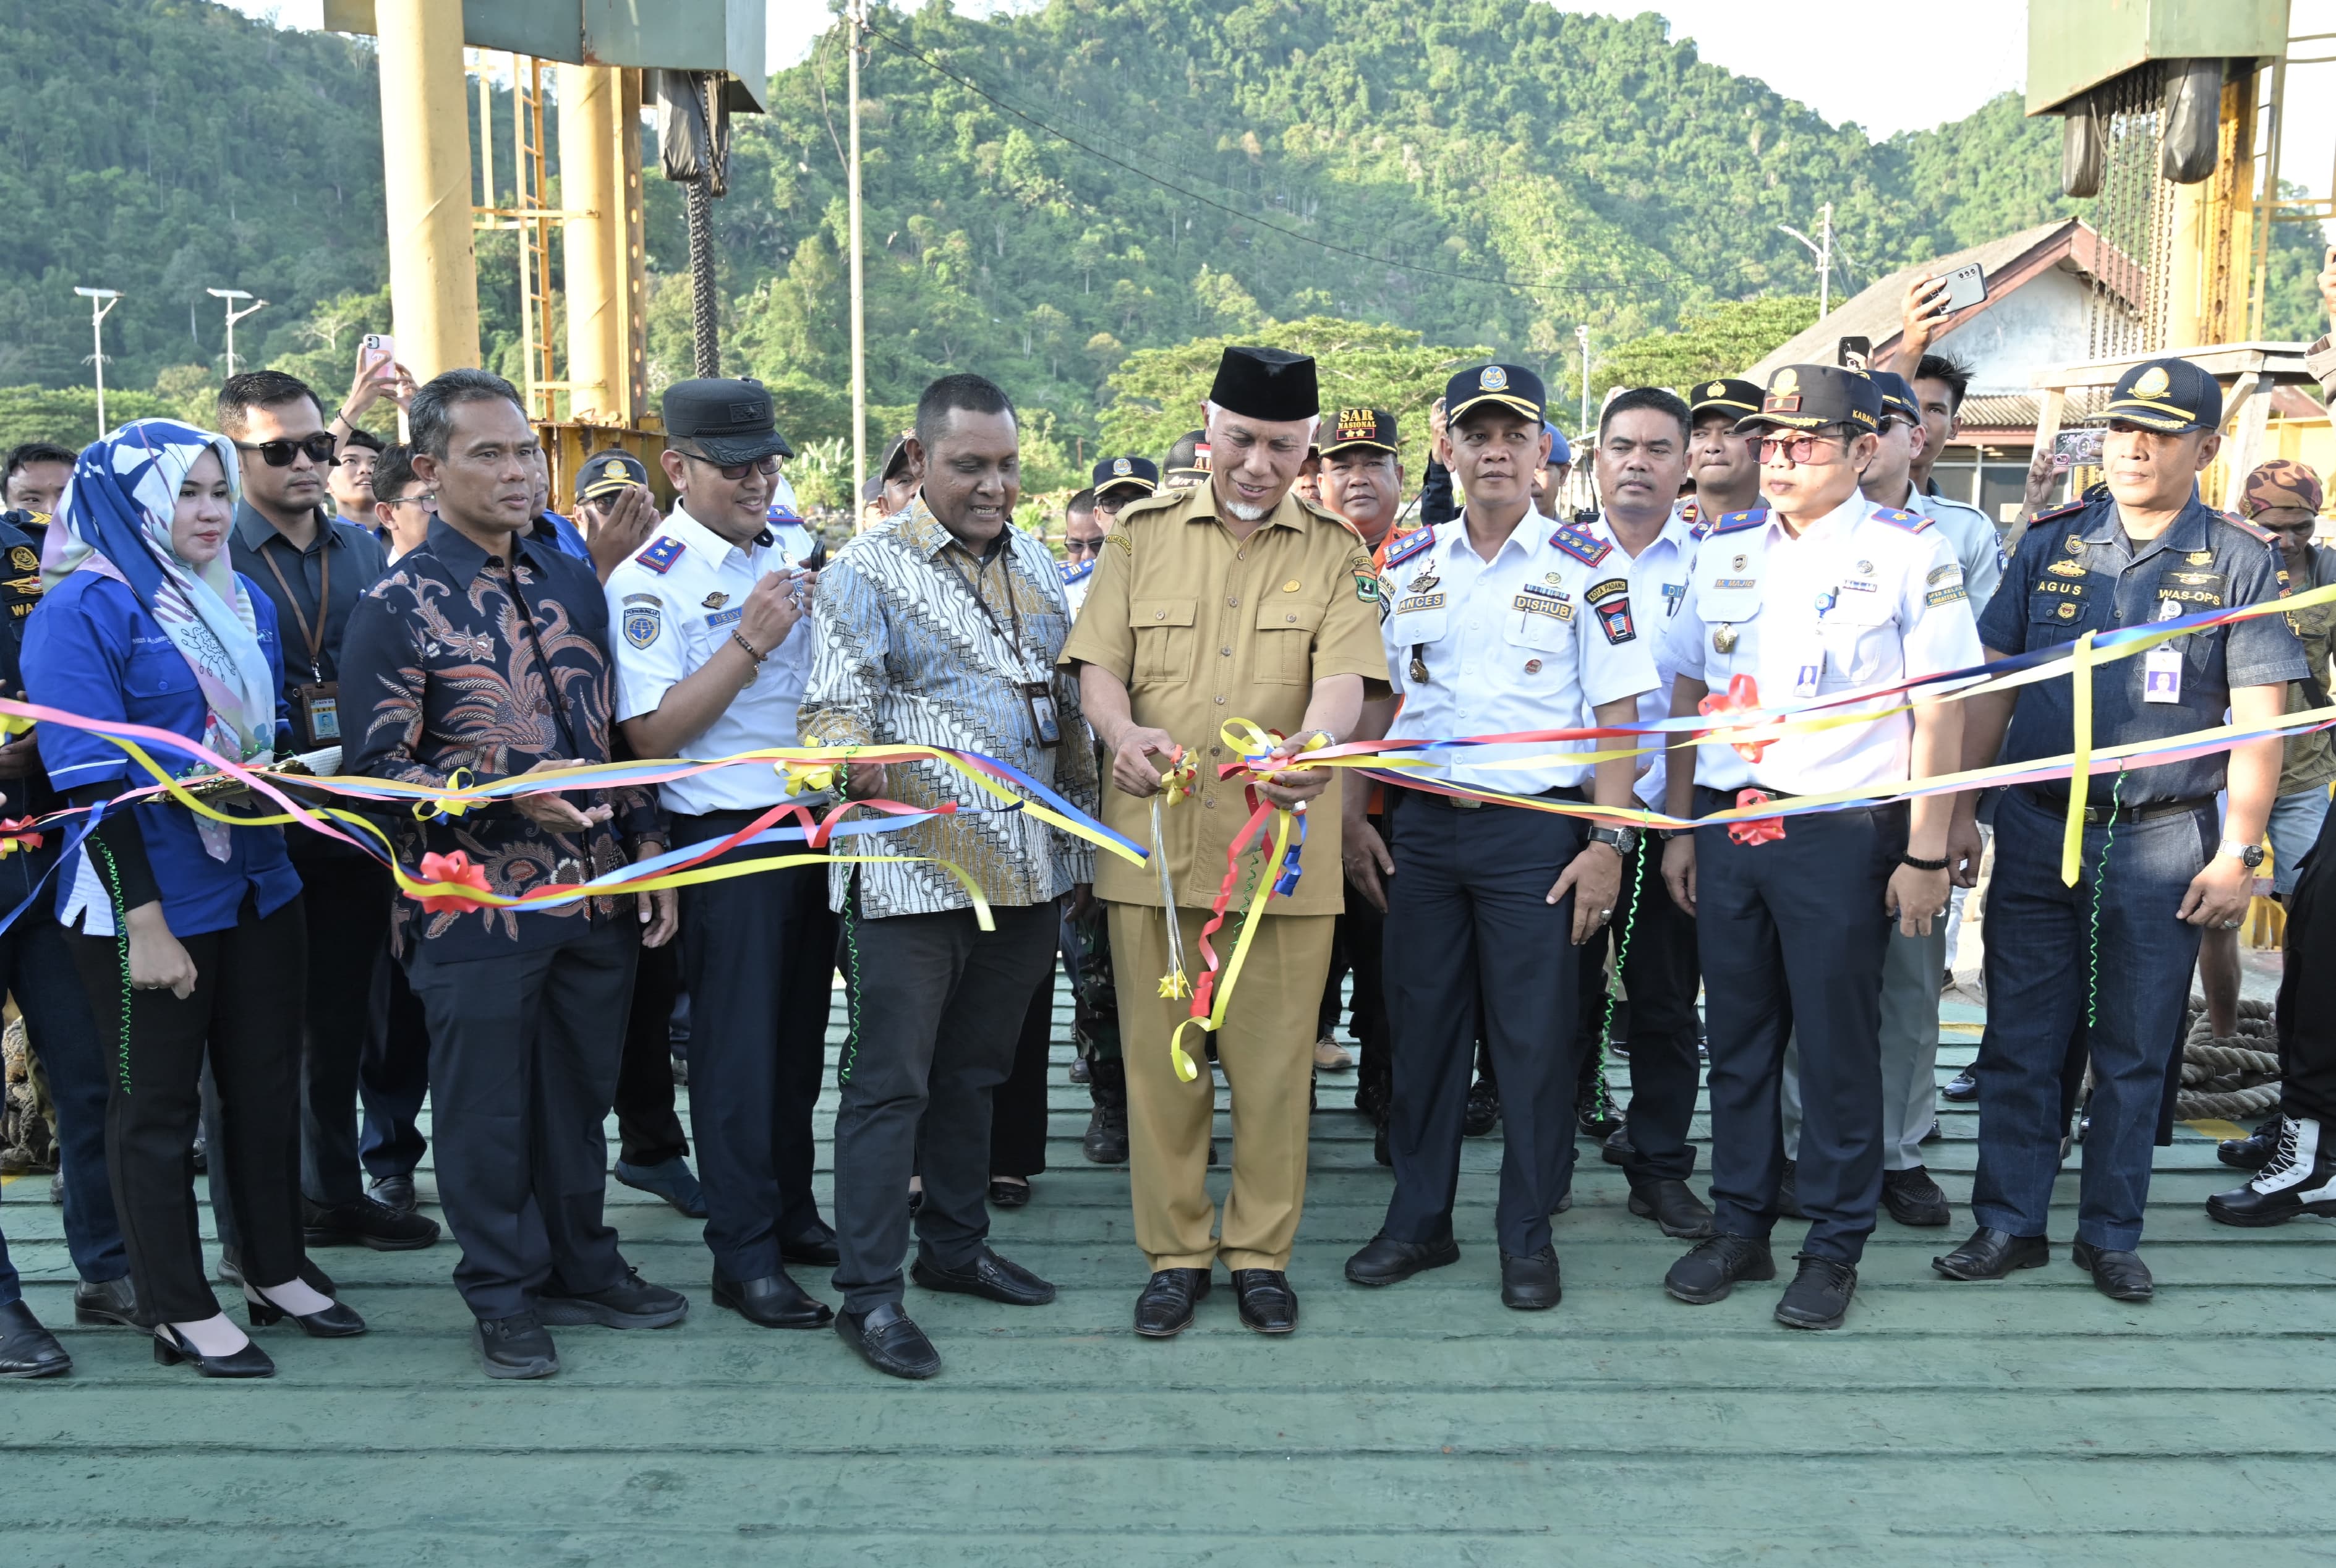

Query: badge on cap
left=1706, top=382, right=1725, bottom=398
left=1112, top=458, right=1132, bottom=477
left=1480, top=366, right=1509, bottom=391
left=2133, top=366, right=2170, bottom=399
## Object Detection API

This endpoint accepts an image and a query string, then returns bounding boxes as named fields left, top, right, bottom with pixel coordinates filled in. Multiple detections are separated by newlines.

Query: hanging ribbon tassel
left=2061, top=630, right=2097, bottom=887
left=1153, top=747, right=1198, bottom=1001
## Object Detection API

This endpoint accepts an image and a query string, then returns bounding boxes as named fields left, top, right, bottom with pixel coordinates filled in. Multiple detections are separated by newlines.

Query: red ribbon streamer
left=1726, top=789, right=1786, bottom=846
left=1699, top=675, right=1773, bottom=763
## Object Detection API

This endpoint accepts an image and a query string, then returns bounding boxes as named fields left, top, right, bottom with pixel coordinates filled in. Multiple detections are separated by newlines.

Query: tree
left=1592, top=297, right=1820, bottom=396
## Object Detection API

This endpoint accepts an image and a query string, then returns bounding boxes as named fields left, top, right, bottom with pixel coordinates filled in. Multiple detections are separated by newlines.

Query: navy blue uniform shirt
left=23, top=572, right=301, bottom=936
left=226, top=501, right=388, bottom=692
left=1976, top=493, right=2307, bottom=806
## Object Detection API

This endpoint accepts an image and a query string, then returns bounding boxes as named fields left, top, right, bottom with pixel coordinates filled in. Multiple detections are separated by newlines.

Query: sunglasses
left=679, top=450, right=780, bottom=481
left=1757, top=433, right=1848, bottom=464
left=1063, top=537, right=1102, bottom=556
left=235, top=434, right=339, bottom=468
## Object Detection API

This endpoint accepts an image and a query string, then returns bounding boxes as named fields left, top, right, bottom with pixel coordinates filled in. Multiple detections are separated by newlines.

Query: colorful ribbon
left=1726, top=790, right=1786, bottom=846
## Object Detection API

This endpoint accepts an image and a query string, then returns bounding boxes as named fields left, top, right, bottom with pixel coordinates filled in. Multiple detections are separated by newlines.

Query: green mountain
left=6, top=0, right=2325, bottom=471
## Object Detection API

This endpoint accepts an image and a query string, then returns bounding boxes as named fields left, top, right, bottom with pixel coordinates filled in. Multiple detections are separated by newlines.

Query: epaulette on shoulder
left=2216, top=509, right=2276, bottom=545
left=1688, top=517, right=1714, bottom=541
left=1873, top=506, right=1933, bottom=534
left=1709, top=508, right=1768, bottom=535
left=1549, top=524, right=1612, bottom=566
left=1115, top=489, right=1181, bottom=523
left=1382, top=526, right=1434, bottom=568
left=2030, top=499, right=2087, bottom=527
left=1060, top=557, right=1094, bottom=584
left=634, top=535, right=685, bottom=574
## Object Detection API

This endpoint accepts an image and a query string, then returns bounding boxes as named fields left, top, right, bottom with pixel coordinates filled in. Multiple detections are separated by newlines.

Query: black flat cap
left=1092, top=454, right=1159, bottom=500
left=879, top=432, right=913, bottom=482
left=1163, top=428, right=1209, bottom=483
left=1445, top=363, right=1546, bottom=427
left=1209, top=346, right=1318, bottom=424
left=1687, top=377, right=1765, bottom=422
left=576, top=448, right=650, bottom=501
left=1321, top=407, right=1399, bottom=456
left=2105, top=357, right=2223, bottom=434
left=662, top=377, right=793, bottom=464
left=1734, top=364, right=1882, bottom=435
left=1867, top=370, right=1922, bottom=425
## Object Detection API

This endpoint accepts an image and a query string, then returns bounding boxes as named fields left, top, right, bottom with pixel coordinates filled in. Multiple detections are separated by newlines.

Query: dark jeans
left=990, top=968, right=1056, bottom=1180
left=1381, top=794, right=1584, bottom=1259
left=616, top=937, right=689, bottom=1168
left=1575, top=833, right=1702, bottom=1186
left=0, top=853, right=126, bottom=1286
left=1697, top=793, right=1904, bottom=1266
left=671, top=812, right=835, bottom=1280
left=405, top=921, right=641, bottom=1321
left=357, top=934, right=431, bottom=1182
left=831, top=896, right=1059, bottom=1314
left=67, top=896, right=317, bottom=1326
left=1973, top=788, right=2210, bottom=1250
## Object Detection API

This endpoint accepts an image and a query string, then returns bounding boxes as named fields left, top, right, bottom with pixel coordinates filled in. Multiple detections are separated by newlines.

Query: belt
left=2015, top=787, right=2214, bottom=827
left=1413, top=785, right=1588, bottom=811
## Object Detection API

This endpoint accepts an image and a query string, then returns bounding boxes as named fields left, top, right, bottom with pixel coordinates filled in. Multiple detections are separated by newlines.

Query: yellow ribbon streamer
left=1165, top=805, right=1294, bottom=1083
left=2062, top=630, right=2096, bottom=886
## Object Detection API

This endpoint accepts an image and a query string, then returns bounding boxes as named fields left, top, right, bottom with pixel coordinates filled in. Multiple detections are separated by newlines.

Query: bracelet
left=731, top=629, right=766, bottom=663
left=1900, top=852, right=1950, bottom=872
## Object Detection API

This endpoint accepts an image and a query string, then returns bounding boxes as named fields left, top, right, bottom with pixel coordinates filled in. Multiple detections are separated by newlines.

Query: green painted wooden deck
left=2, top=983, right=2332, bottom=1567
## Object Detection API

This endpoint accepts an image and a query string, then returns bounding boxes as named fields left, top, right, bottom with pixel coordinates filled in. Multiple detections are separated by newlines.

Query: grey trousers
left=1783, top=922, right=1945, bottom=1173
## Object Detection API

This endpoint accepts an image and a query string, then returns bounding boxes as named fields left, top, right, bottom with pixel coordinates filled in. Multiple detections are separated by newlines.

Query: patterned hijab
left=44, top=419, right=278, bottom=771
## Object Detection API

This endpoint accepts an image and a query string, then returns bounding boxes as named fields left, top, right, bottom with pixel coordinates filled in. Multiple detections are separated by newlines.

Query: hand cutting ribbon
left=1726, top=789, right=1786, bottom=846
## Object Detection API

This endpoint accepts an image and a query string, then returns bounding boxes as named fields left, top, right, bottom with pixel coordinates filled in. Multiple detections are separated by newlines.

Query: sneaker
left=304, top=1196, right=440, bottom=1251
left=474, top=1312, right=558, bottom=1379
left=1774, top=1253, right=1857, bottom=1330
left=614, top=1156, right=709, bottom=1219
left=1663, top=1234, right=1776, bottom=1305
left=1942, top=1066, right=1978, bottom=1103
left=1880, top=1166, right=1951, bottom=1227
left=537, top=1268, right=689, bottom=1329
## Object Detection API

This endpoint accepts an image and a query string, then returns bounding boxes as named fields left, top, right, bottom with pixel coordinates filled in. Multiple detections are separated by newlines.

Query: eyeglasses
left=1758, top=433, right=1847, bottom=464
left=678, top=450, right=780, bottom=481
left=236, top=434, right=339, bottom=468
left=1063, top=536, right=1102, bottom=556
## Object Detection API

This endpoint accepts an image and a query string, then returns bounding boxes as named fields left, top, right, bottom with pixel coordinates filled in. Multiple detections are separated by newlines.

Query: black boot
left=2208, top=1117, right=2336, bottom=1227
left=1083, top=1057, right=1130, bottom=1165
left=2217, top=1115, right=2286, bottom=1171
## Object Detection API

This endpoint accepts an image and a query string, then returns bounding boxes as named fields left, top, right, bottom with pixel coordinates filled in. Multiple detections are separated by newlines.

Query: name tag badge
left=295, top=682, right=341, bottom=744
left=1025, top=684, right=1063, bottom=748
left=1794, top=661, right=1822, bottom=699
left=2142, top=647, right=2182, bottom=704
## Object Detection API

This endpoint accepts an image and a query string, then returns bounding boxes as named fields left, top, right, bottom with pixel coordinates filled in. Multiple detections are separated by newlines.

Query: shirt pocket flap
left=1698, top=587, right=1765, bottom=624
left=126, top=644, right=195, bottom=696
left=1131, top=597, right=1197, bottom=629
left=1255, top=600, right=1327, bottom=634
left=1822, top=589, right=1896, bottom=628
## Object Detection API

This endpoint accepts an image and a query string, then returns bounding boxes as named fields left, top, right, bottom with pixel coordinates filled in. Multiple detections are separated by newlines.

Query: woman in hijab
left=24, top=419, right=364, bottom=1377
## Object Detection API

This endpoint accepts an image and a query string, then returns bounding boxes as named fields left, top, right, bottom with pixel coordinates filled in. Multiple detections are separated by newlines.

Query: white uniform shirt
left=1380, top=513, right=1659, bottom=793
left=1582, top=509, right=1696, bottom=809
left=1904, top=486, right=2002, bottom=612
left=1060, top=556, right=1096, bottom=618
left=1661, top=496, right=1983, bottom=796
left=605, top=503, right=816, bottom=815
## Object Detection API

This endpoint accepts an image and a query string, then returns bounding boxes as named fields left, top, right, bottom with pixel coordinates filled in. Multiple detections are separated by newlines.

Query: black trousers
left=671, top=811, right=836, bottom=1280
left=357, top=935, right=431, bottom=1182
left=832, top=896, right=1059, bottom=1313
left=616, top=937, right=689, bottom=1168
left=67, top=895, right=317, bottom=1326
left=990, top=970, right=1055, bottom=1180
left=1574, top=833, right=1702, bottom=1185
left=406, top=920, right=640, bottom=1320
left=1381, top=793, right=1585, bottom=1259
left=1697, top=791, right=1903, bottom=1265
left=2277, top=793, right=2336, bottom=1122
left=1334, top=815, right=1394, bottom=1117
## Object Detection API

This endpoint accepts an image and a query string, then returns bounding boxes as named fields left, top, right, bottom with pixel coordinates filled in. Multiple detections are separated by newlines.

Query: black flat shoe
left=1664, top=1234, right=1776, bottom=1305
left=73, top=1274, right=139, bottom=1328
left=1135, top=1268, right=1210, bottom=1338
left=837, top=1302, right=942, bottom=1379
left=987, top=1178, right=1032, bottom=1209
left=153, top=1323, right=274, bottom=1378
left=1882, top=1166, right=1952, bottom=1227
left=1600, top=1123, right=1634, bottom=1166
left=1344, top=1234, right=1459, bottom=1287
left=2071, top=1240, right=2154, bottom=1302
left=303, top=1196, right=440, bottom=1251
left=911, top=1248, right=1057, bottom=1306
left=474, top=1312, right=558, bottom=1379
left=1775, top=1253, right=1857, bottom=1331
left=714, top=1271, right=833, bottom=1329
left=778, top=1225, right=842, bottom=1268
left=367, top=1174, right=419, bottom=1214
left=1628, top=1179, right=1716, bottom=1239
left=245, top=1287, right=368, bottom=1339
left=0, top=1300, right=70, bottom=1379
left=1499, top=1246, right=1562, bottom=1311
left=1230, top=1268, right=1298, bottom=1334
left=538, top=1267, right=689, bottom=1329
left=1932, top=1226, right=2050, bottom=1280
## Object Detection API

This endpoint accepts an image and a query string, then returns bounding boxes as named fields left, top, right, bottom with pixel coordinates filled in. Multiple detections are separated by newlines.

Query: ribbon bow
left=1726, top=789, right=1786, bottom=846
left=412, top=767, right=479, bottom=824
left=413, top=850, right=494, bottom=914
left=1698, top=675, right=1773, bottom=763
left=0, top=816, right=44, bottom=858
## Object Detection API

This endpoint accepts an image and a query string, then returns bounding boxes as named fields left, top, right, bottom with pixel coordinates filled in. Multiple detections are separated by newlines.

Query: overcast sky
left=224, top=0, right=2335, bottom=197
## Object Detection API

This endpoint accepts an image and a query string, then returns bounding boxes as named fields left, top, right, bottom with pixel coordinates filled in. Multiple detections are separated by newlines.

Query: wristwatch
left=1588, top=824, right=1639, bottom=856
left=2218, top=838, right=2267, bottom=868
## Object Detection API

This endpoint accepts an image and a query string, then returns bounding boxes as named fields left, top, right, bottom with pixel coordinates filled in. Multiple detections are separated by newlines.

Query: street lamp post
left=1778, top=202, right=1836, bottom=320
left=74, top=286, right=122, bottom=437
left=1575, top=323, right=1591, bottom=438
left=207, top=288, right=268, bottom=377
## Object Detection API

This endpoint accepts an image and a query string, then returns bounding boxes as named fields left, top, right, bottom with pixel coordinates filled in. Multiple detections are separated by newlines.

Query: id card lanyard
left=258, top=533, right=339, bottom=744
left=940, top=539, right=1061, bottom=748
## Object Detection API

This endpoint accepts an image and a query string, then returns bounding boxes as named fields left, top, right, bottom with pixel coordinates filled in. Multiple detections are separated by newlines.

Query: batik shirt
left=798, top=497, right=1098, bottom=918
left=339, top=516, right=662, bottom=958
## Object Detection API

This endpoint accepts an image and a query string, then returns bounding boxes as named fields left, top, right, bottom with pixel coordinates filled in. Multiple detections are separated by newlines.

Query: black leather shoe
left=1499, top=1246, right=1562, bottom=1311
left=837, top=1301, right=942, bottom=1379
left=538, top=1268, right=689, bottom=1329
left=1600, top=1123, right=1634, bottom=1166
left=153, top=1323, right=273, bottom=1378
left=987, top=1178, right=1032, bottom=1209
left=1575, top=1097, right=1622, bottom=1143
left=911, top=1248, right=1057, bottom=1306
left=474, top=1312, right=558, bottom=1379
left=245, top=1286, right=367, bottom=1338
left=1882, top=1166, right=1952, bottom=1227
left=779, top=1224, right=842, bottom=1268
left=714, top=1271, right=833, bottom=1328
left=1775, top=1157, right=1808, bottom=1219
left=0, top=1300, right=70, bottom=1379
left=1775, top=1253, right=1858, bottom=1330
left=2071, top=1240, right=2154, bottom=1302
left=2217, top=1115, right=2285, bottom=1171
left=1230, top=1268, right=1298, bottom=1334
left=1920, top=1118, right=1944, bottom=1145
left=367, top=1174, right=419, bottom=1214
left=1134, top=1268, right=1210, bottom=1337
left=1344, top=1233, right=1459, bottom=1286
left=1942, top=1066, right=1979, bottom=1102
left=1932, top=1226, right=2050, bottom=1279
left=1663, top=1234, right=1776, bottom=1305
left=73, top=1274, right=138, bottom=1327
left=304, top=1196, right=440, bottom=1251
left=1464, top=1078, right=1501, bottom=1137
left=1628, top=1178, right=1716, bottom=1239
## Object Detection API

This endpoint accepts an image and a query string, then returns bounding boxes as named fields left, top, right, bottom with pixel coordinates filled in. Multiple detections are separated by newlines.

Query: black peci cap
left=662, top=377, right=793, bottom=464
left=1734, top=364, right=1882, bottom=435
left=1091, top=454, right=1159, bottom=500
left=1321, top=407, right=1399, bottom=456
left=1444, top=363, right=1546, bottom=427
left=1208, top=346, right=1319, bottom=423
left=576, top=448, right=650, bottom=501
left=1163, top=428, right=1209, bottom=484
left=2104, top=357, right=2223, bottom=434
left=1867, top=370, right=1922, bottom=425
left=1686, top=378, right=1765, bottom=422
left=877, top=432, right=913, bottom=483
